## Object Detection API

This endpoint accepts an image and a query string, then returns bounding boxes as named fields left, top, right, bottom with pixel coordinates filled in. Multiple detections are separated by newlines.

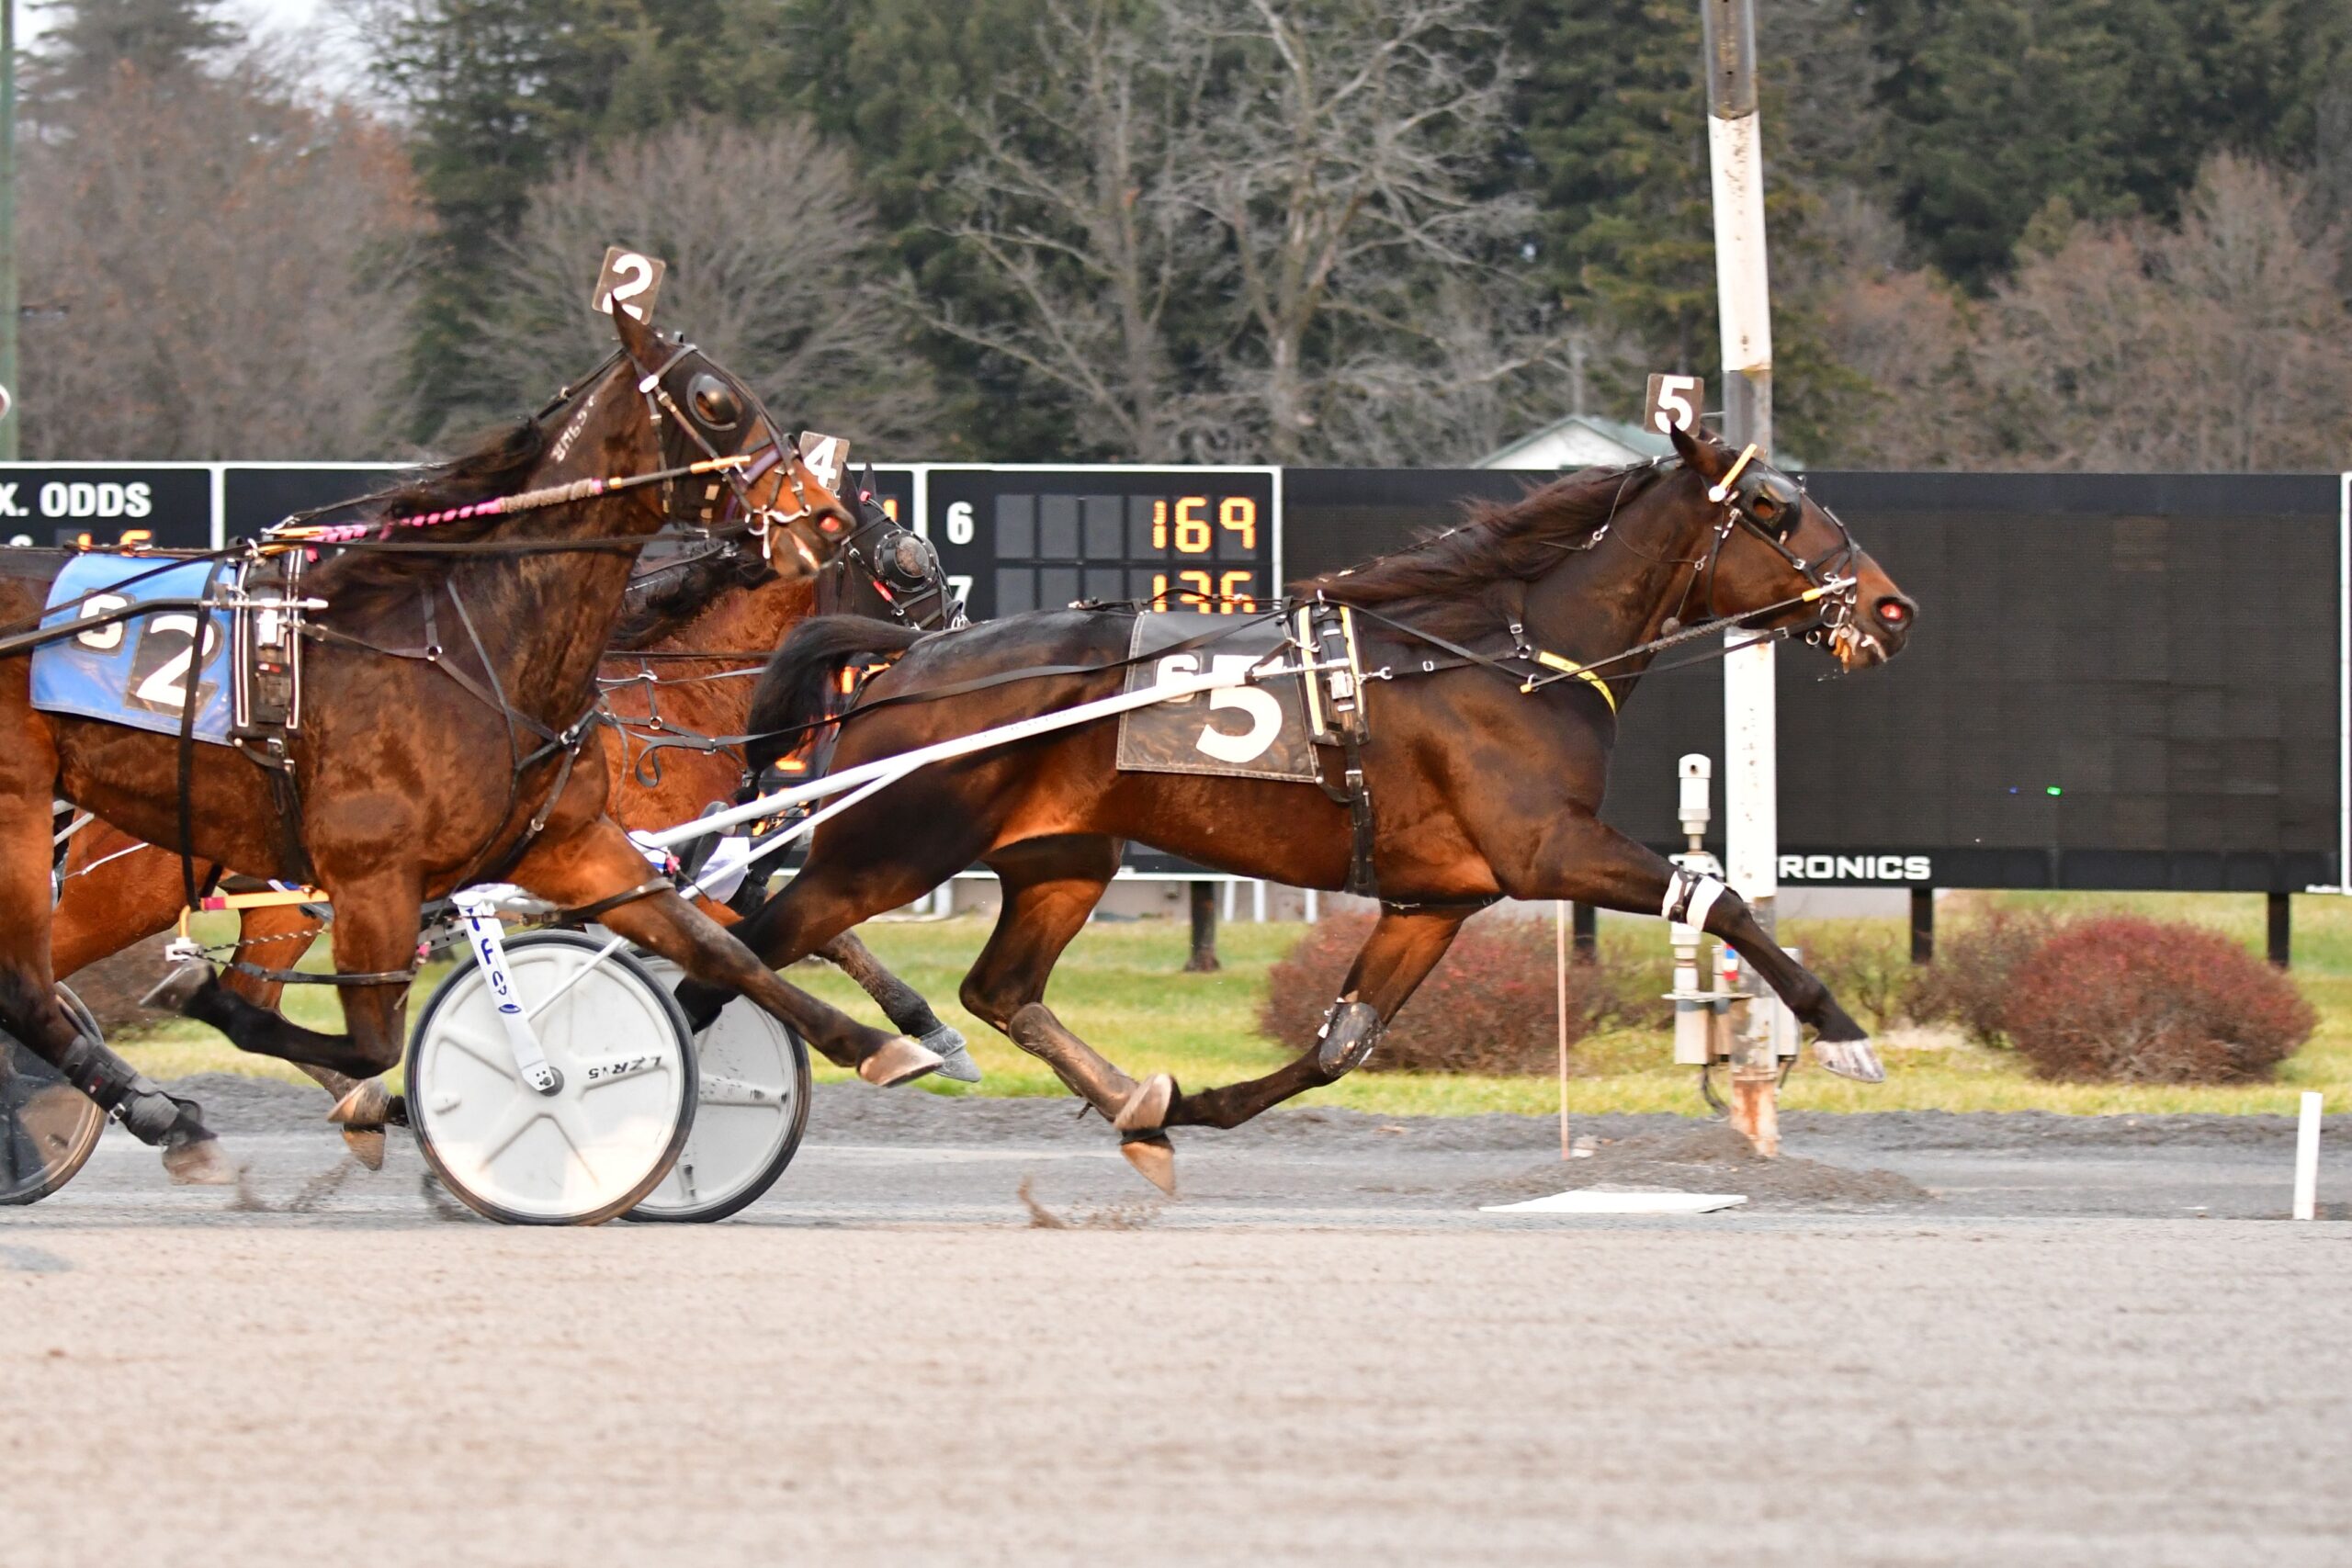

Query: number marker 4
left=1644, top=373, right=1705, bottom=436
left=592, top=246, right=667, bottom=322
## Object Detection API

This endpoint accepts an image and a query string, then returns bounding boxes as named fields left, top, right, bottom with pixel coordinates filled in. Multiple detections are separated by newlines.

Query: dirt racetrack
left=6, top=1081, right=2351, bottom=1566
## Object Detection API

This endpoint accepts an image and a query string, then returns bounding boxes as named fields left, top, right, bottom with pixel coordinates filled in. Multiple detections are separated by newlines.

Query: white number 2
left=1157, top=653, right=1281, bottom=763
left=132, top=615, right=218, bottom=712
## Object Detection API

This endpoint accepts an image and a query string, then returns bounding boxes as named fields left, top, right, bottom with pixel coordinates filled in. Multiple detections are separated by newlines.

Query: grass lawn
left=111, top=889, right=2352, bottom=1118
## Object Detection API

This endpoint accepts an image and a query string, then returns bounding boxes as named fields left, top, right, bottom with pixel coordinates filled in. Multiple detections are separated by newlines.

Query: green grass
left=111, top=893, right=2352, bottom=1117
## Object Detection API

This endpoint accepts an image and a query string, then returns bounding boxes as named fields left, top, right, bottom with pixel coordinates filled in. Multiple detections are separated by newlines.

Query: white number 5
left=1158, top=653, right=1281, bottom=763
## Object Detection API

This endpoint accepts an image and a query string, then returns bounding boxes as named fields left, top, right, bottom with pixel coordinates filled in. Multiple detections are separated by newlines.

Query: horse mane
left=610, top=542, right=775, bottom=649
left=304, top=417, right=553, bottom=600
left=1302, top=462, right=1667, bottom=639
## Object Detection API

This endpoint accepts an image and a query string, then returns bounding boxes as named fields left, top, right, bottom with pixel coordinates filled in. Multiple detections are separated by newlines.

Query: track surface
left=6, top=1080, right=2350, bottom=1565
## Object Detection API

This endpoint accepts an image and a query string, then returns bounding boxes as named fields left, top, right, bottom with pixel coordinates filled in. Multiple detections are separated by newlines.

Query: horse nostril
left=1874, top=596, right=1914, bottom=632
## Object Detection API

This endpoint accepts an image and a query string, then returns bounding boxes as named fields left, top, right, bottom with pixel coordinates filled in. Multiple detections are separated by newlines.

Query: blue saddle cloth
left=29, top=555, right=235, bottom=744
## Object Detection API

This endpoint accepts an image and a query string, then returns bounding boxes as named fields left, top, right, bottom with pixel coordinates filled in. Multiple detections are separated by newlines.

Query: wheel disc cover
left=411, top=939, right=694, bottom=1224
left=1, top=989, right=108, bottom=1206
left=628, top=959, right=801, bottom=1220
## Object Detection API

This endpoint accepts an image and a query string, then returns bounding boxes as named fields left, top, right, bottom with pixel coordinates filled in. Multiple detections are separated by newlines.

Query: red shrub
left=1258, top=912, right=1666, bottom=1075
left=2004, top=916, right=2315, bottom=1084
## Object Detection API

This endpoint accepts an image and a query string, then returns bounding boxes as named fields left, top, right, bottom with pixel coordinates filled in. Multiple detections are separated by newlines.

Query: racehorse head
left=815, top=472, right=963, bottom=632
left=606, top=305, right=859, bottom=577
left=1667, top=420, right=1916, bottom=671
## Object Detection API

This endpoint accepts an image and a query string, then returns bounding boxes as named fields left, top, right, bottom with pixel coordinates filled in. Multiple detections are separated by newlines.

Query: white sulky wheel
left=624, top=957, right=810, bottom=1224
left=0, top=986, right=108, bottom=1207
left=407, top=930, right=696, bottom=1225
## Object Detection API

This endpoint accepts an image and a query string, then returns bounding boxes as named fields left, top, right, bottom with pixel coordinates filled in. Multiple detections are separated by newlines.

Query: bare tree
left=19, top=61, right=425, bottom=459
left=463, top=117, right=945, bottom=451
left=1177, top=0, right=1536, bottom=463
left=1977, top=154, right=2352, bottom=472
left=920, top=0, right=1548, bottom=464
left=910, top=0, right=1214, bottom=462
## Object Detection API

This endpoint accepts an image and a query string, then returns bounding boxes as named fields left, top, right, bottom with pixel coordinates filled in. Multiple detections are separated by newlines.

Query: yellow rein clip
left=1522, top=650, right=1619, bottom=713
left=1706, top=443, right=1761, bottom=506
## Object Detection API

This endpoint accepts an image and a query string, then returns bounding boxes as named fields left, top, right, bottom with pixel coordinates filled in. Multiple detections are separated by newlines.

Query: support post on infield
left=1704, top=0, right=1780, bottom=1156
left=1910, top=888, right=1935, bottom=964
left=2268, top=892, right=2290, bottom=970
left=1184, top=880, right=1220, bottom=973
left=1571, top=901, right=1598, bottom=964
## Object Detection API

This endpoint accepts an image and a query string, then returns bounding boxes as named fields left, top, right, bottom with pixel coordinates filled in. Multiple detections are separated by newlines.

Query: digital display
left=1282, top=468, right=2345, bottom=891
left=920, top=468, right=1279, bottom=623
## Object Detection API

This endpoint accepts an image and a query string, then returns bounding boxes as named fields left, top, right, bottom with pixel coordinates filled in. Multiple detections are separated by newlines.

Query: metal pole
left=1555, top=899, right=1571, bottom=1161
left=1702, top=0, right=1779, bottom=1156
left=0, top=0, right=17, bottom=461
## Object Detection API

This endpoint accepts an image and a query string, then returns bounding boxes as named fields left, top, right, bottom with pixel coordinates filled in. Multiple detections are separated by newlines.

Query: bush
left=2004, top=916, right=2315, bottom=1084
left=1258, top=912, right=1668, bottom=1075
left=1905, top=904, right=2062, bottom=1045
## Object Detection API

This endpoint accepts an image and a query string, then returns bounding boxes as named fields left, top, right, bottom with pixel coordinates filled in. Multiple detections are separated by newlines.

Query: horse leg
left=511, top=818, right=944, bottom=1086
left=816, top=931, right=978, bottom=1083
left=0, top=795, right=232, bottom=1183
left=1512, top=809, right=1880, bottom=1080
left=143, top=870, right=425, bottom=1089
left=1163, top=906, right=1468, bottom=1132
left=956, top=838, right=1182, bottom=1190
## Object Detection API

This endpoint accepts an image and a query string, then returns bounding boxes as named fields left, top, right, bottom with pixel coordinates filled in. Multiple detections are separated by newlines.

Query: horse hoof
left=1119, top=1133, right=1177, bottom=1196
left=1114, top=1073, right=1174, bottom=1134
left=921, top=1025, right=983, bottom=1084
left=162, top=1134, right=239, bottom=1187
left=858, top=1035, right=944, bottom=1088
left=141, top=960, right=215, bottom=1014
left=327, top=1078, right=395, bottom=1127
left=1815, top=1037, right=1886, bottom=1084
left=341, top=1126, right=388, bottom=1171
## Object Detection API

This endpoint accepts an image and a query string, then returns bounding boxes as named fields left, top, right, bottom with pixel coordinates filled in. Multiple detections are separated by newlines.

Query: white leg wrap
left=1661, top=868, right=1730, bottom=930
left=1685, top=875, right=1727, bottom=932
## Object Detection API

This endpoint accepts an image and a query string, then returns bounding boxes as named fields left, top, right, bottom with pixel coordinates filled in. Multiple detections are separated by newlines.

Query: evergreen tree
left=1871, top=0, right=2351, bottom=288
left=27, top=0, right=241, bottom=103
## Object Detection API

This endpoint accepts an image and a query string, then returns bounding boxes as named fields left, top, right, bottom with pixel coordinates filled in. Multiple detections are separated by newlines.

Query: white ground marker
left=2294, top=1091, right=2324, bottom=1221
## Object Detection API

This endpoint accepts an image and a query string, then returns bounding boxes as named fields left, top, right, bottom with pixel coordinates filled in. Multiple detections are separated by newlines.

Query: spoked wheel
left=625, top=957, right=810, bottom=1224
left=1, top=986, right=108, bottom=1207
left=407, top=931, right=696, bottom=1225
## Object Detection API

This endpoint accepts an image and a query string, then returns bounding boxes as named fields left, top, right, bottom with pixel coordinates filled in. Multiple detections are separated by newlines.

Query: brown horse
left=45, top=513, right=973, bottom=1161
left=680, top=422, right=1917, bottom=1190
left=0, top=306, right=939, bottom=1184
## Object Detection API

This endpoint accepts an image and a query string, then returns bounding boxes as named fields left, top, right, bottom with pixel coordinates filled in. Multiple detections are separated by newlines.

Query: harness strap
left=560, top=877, right=673, bottom=927
left=228, top=962, right=418, bottom=987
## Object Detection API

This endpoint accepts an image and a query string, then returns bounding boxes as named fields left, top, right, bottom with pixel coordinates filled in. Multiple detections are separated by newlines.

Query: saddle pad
left=1114, top=612, right=1318, bottom=783
left=29, top=554, right=233, bottom=744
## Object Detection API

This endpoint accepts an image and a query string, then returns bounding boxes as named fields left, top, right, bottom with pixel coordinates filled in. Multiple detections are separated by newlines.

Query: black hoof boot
left=1314, top=999, right=1384, bottom=1076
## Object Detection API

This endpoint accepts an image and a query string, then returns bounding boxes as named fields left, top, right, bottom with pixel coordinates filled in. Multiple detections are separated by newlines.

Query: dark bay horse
left=0, top=306, right=939, bottom=1183
left=44, top=505, right=972, bottom=1163
left=681, top=422, right=1917, bottom=1190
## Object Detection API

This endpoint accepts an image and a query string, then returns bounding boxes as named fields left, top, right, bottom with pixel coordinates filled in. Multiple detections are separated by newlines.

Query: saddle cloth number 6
left=1155, top=652, right=1281, bottom=764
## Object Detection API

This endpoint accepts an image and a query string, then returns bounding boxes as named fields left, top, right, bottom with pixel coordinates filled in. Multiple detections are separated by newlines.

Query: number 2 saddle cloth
left=1114, top=607, right=1367, bottom=784
left=29, top=552, right=304, bottom=749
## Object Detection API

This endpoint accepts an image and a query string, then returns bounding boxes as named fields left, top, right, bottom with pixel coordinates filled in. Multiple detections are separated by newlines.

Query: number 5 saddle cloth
left=1114, top=608, right=1355, bottom=784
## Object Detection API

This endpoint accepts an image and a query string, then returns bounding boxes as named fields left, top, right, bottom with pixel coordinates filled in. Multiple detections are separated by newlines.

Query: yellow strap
left=1706, top=443, right=1761, bottom=505
left=1524, top=650, right=1618, bottom=713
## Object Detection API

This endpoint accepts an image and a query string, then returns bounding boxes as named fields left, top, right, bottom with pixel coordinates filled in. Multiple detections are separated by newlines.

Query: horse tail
left=746, top=615, right=929, bottom=775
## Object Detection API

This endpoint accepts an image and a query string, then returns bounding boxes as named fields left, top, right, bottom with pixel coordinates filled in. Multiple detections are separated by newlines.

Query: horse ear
left=1668, top=416, right=1731, bottom=481
left=608, top=298, right=661, bottom=367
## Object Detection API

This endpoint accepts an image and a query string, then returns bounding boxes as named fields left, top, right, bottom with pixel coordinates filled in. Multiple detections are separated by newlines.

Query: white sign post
left=1702, top=0, right=1781, bottom=1156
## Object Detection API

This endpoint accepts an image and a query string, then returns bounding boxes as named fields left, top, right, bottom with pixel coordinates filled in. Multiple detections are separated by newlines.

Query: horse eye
left=687, top=374, right=741, bottom=429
